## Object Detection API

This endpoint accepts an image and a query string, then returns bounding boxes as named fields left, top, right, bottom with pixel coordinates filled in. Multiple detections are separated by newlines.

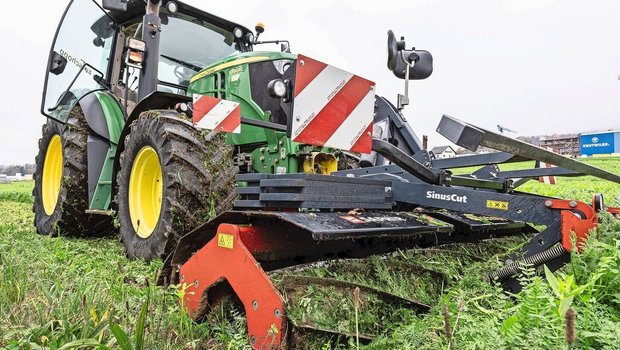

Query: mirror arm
left=397, top=50, right=415, bottom=110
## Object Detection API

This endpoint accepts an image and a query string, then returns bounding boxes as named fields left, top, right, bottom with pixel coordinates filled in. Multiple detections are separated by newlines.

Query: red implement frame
left=179, top=224, right=285, bottom=349
left=176, top=198, right=609, bottom=349
left=607, top=207, right=620, bottom=216
left=548, top=199, right=598, bottom=252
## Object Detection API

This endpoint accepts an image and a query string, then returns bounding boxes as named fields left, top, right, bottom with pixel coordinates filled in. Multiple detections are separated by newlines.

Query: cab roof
left=104, top=0, right=252, bottom=35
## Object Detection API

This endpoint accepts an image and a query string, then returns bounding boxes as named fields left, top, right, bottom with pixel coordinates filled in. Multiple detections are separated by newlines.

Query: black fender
left=77, top=91, right=126, bottom=204
left=78, top=92, right=119, bottom=141
left=111, top=91, right=192, bottom=200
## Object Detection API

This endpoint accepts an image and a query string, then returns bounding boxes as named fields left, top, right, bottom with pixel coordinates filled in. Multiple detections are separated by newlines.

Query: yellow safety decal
left=217, top=233, right=234, bottom=249
left=269, top=324, right=279, bottom=335
left=487, top=200, right=509, bottom=210
left=190, top=56, right=271, bottom=83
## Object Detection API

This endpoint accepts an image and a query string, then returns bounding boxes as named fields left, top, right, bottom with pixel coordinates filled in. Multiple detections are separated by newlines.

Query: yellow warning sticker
left=217, top=233, right=234, bottom=249
left=487, top=200, right=509, bottom=210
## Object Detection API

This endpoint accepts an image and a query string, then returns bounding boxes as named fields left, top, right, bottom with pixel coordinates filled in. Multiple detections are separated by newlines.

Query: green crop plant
left=1, top=156, right=620, bottom=349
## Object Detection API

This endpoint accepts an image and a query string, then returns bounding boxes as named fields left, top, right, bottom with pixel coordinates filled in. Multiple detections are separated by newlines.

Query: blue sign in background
left=579, top=132, right=616, bottom=156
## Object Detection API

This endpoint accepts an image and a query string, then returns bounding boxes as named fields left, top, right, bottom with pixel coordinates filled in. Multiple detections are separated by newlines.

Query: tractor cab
left=42, top=0, right=254, bottom=122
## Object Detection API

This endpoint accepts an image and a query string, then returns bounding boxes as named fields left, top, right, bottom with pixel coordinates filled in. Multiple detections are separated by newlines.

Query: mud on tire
left=33, top=108, right=113, bottom=236
left=116, top=110, right=236, bottom=261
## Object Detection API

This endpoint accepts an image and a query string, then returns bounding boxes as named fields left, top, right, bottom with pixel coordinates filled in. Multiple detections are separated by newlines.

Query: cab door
left=41, top=0, right=117, bottom=122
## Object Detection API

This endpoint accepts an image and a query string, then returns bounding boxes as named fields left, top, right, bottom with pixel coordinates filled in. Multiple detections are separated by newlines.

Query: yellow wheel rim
left=42, top=135, right=63, bottom=215
left=128, top=146, right=163, bottom=238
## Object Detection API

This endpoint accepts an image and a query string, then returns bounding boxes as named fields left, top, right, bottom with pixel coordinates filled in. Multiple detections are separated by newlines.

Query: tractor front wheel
left=116, top=110, right=236, bottom=261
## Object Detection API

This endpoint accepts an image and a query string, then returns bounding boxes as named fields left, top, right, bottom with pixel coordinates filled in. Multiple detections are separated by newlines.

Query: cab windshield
left=160, top=11, right=237, bottom=92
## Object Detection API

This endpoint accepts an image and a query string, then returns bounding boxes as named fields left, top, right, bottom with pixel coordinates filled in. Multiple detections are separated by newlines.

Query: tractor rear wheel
left=33, top=109, right=113, bottom=236
left=116, top=110, right=236, bottom=261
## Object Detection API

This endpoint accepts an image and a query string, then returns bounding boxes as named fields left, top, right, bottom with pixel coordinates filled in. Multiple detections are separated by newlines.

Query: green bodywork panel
left=188, top=51, right=329, bottom=174
left=89, top=91, right=125, bottom=210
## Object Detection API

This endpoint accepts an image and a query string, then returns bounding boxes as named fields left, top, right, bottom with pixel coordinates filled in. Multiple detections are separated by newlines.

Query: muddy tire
left=116, top=110, right=236, bottom=261
left=33, top=109, right=113, bottom=236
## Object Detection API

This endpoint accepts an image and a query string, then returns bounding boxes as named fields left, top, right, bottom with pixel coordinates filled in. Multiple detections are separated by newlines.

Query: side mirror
left=102, top=0, right=128, bottom=12
left=392, top=49, right=433, bottom=80
left=91, top=15, right=115, bottom=39
left=48, top=51, right=67, bottom=76
left=386, top=30, right=433, bottom=80
left=387, top=30, right=406, bottom=71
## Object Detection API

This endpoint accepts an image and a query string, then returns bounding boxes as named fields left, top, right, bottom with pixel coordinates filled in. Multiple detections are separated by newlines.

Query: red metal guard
left=548, top=200, right=598, bottom=252
left=179, top=224, right=285, bottom=349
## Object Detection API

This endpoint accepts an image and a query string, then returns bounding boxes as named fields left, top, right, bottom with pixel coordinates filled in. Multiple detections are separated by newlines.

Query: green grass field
left=0, top=157, right=619, bottom=349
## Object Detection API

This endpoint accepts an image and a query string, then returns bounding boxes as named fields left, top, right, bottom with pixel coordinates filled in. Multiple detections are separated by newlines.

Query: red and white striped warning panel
left=291, top=55, right=375, bottom=154
left=192, top=94, right=241, bottom=134
left=537, top=147, right=556, bottom=185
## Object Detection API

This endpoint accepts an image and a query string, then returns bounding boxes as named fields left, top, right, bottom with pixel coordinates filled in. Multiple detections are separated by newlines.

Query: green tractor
left=35, top=0, right=357, bottom=260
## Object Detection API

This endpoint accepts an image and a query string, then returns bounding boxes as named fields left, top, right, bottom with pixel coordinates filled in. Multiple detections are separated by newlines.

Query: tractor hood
left=188, top=51, right=297, bottom=129
left=189, top=51, right=297, bottom=85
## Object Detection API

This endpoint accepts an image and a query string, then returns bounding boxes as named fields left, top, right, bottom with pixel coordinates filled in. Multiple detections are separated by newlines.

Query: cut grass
left=0, top=157, right=619, bottom=349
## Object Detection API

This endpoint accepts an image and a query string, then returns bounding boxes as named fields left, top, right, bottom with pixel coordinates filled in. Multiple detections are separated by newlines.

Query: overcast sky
left=0, top=0, right=619, bottom=165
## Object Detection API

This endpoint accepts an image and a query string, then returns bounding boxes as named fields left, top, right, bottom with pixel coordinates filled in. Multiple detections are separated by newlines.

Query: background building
left=430, top=146, right=457, bottom=159
left=539, top=134, right=580, bottom=157
left=579, top=131, right=620, bottom=156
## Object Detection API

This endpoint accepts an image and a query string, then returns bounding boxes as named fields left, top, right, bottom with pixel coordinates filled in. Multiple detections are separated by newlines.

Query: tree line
left=0, top=164, right=36, bottom=176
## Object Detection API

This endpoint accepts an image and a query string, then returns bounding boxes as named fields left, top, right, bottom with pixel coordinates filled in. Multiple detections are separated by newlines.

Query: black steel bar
left=334, top=151, right=529, bottom=179
left=438, top=115, right=620, bottom=184
left=433, top=152, right=527, bottom=169
left=450, top=175, right=508, bottom=190
left=334, top=164, right=509, bottom=191
left=259, top=193, right=388, bottom=203
left=372, top=139, right=441, bottom=184
left=334, top=164, right=407, bottom=178
left=236, top=173, right=391, bottom=185
left=240, top=117, right=288, bottom=132
left=493, top=167, right=579, bottom=180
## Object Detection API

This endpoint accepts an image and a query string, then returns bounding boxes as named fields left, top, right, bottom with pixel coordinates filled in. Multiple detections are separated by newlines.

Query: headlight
left=233, top=27, right=243, bottom=39
left=268, top=79, right=287, bottom=98
left=166, top=1, right=178, bottom=13
left=246, top=32, right=255, bottom=43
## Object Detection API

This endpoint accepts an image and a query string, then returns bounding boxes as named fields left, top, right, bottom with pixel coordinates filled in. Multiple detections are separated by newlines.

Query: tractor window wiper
left=161, top=54, right=204, bottom=72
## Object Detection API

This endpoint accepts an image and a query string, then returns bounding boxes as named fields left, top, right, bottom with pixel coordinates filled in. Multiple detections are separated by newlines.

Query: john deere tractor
left=37, top=0, right=393, bottom=260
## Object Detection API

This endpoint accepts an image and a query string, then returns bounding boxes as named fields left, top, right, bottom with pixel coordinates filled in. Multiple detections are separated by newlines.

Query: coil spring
left=489, top=244, right=567, bottom=281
